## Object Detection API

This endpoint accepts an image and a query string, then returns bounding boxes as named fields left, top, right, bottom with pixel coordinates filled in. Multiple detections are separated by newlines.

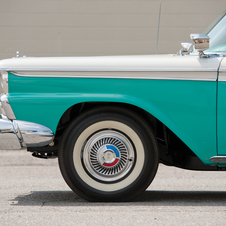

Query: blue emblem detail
left=106, top=145, right=120, bottom=158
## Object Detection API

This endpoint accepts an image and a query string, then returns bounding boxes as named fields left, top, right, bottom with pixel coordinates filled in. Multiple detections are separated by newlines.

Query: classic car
left=1, top=13, right=226, bottom=202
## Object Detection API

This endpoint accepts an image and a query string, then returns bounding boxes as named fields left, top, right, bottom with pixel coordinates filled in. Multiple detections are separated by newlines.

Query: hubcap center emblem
left=103, top=150, right=115, bottom=163
left=97, top=145, right=120, bottom=168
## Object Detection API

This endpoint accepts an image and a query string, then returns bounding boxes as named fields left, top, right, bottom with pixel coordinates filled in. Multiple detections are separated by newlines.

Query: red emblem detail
left=103, top=158, right=119, bottom=167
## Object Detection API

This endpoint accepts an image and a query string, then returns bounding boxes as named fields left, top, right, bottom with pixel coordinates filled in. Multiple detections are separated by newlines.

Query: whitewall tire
left=58, top=106, right=159, bottom=201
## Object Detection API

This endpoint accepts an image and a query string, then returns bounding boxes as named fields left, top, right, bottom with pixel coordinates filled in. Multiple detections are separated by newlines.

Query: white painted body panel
left=218, top=57, right=226, bottom=81
left=0, top=54, right=223, bottom=72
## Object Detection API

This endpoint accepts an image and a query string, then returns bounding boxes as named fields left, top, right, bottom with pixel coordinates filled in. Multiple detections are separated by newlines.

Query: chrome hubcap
left=82, top=130, right=135, bottom=182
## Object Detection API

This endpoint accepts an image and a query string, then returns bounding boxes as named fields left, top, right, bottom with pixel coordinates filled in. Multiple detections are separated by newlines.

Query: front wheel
left=58, top=107, right=159, bottom=201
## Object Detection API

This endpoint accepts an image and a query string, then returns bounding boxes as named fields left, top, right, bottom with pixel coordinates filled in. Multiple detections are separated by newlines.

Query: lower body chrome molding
left=0, top=114, right=54, bottom=150
left=210, top=156, right=226, bottom=163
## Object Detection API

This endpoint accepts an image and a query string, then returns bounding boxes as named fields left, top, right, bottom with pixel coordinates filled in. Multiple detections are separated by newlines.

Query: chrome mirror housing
left=180, top=42, right=193, bottom=55
left=190, top=34, right=209, bottom=52
left=181, top=42, right=193, bottom=51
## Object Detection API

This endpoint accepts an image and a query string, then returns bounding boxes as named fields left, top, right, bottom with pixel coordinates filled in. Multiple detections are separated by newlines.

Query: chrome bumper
left=0, top=94, right=54, bottom=150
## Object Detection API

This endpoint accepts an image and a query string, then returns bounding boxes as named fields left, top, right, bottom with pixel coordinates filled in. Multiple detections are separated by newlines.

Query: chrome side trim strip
left=3, top=67, right=219, bottom=72
left=0, top=94, right=16, bottom=120
left=210, top=156, right=226, bottom=163
left=11, top=71, right=217, bottom=81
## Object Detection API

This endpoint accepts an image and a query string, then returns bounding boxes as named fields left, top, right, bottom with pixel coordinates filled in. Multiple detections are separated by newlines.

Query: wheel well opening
left=55, top=102, right=199, bottom=169
left=56, top=102, right=157, bottom=138
left=29, top=101, right=216, bottom=170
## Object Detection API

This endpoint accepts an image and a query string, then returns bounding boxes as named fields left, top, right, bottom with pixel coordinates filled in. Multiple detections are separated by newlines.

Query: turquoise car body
left=7, top=72, right=218, bottom=165
left=1, top=50, right=224, bottom=167
left=1, top=12, right=226, bottom=170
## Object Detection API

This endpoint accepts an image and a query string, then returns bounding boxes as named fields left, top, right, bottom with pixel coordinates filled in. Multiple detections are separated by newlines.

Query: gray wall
left=0, top=0, right=225, bottom=59
left=0, top=0, right=226, bottom=113
left=0, top=0, right=158, bottom=58
left=0, top=0, right=226, bottom=98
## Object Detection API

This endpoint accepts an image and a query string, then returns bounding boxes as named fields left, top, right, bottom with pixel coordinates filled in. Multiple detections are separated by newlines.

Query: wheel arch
left=58, top=99, right=191, bottom=141
left=55, top=100, right=203, bottom=167
left=56, top=101, right=158, bottom=137
left=29, top=99, right=216, bottom=170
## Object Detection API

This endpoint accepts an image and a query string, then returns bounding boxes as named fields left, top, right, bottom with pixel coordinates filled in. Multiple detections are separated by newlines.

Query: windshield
left=205, top=13, right=226, bottom=49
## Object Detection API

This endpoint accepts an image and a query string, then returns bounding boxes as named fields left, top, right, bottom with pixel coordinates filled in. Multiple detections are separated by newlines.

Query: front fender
left=8, top=74, right=217, bottom=164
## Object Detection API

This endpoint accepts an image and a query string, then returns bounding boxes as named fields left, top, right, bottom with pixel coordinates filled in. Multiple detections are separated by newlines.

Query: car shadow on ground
left=10, top=190, right=226, bottom=206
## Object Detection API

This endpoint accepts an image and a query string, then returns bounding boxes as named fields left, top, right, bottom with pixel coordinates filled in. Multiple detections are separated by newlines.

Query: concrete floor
left=1, top=149, right=226, bottom=226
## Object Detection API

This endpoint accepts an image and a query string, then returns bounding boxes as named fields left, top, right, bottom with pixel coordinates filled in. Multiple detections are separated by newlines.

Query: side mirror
left=181, top=42, right=193, bottom=50
left=180, top=42, right=193, bottom=56
left=190, top=34, right=209, bottom=51
left=181, top=42, right=193, bottom=52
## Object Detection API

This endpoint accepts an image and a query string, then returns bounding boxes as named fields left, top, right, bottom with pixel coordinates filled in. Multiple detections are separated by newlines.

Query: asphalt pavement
left=1, top=149, right=226, bottom=226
